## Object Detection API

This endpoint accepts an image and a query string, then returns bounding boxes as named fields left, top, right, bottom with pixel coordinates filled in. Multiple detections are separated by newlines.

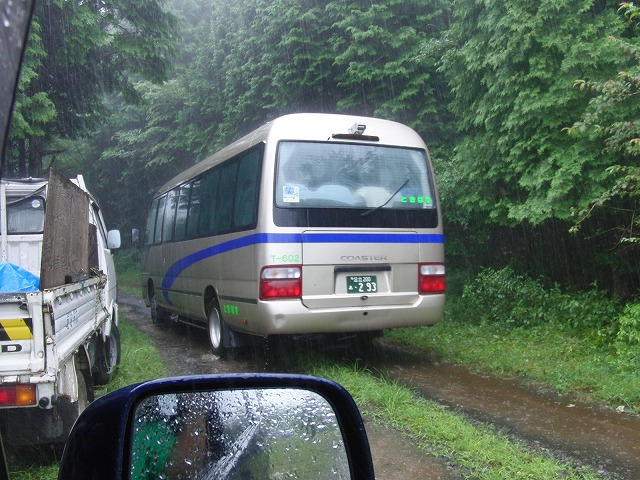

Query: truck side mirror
left=107, top=230, right=121, bottom=250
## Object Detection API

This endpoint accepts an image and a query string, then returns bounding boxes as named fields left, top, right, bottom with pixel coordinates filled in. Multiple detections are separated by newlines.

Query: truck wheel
left=76, top=367, right=93, bottom=407
left=207, top=303, right=227, bottom=359
left=93, top=325, right=121, bottom=386
left=150, top=291, right=169, bottom=324
left=59, top=366, right=94, bottom=439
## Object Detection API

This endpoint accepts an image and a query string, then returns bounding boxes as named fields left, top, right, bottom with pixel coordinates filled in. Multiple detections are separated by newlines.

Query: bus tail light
left=419, top=263, right=446, bottom=294
left=0, top=384, right=37, bottom=407
left=260, top=266, right=302, bottom=300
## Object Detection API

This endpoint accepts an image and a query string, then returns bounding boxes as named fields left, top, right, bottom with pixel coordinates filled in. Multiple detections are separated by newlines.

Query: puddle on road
left=368, top=344, right=640, bottom=479
left=365, top=420, right=460, bottom=480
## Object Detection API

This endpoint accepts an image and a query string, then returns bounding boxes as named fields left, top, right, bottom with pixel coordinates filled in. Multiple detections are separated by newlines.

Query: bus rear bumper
left=246, top=294, right=445, bottom=335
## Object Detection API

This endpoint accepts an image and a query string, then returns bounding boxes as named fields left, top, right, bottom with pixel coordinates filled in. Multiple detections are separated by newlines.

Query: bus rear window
left=275, top=142, right=435, bottom=210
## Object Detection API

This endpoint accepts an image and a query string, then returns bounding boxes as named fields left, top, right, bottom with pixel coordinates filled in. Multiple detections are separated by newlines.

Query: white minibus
left=141, top=113, right=445, bottom=356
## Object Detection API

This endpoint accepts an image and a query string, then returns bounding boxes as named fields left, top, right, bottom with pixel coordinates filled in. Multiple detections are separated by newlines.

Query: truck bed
left=0, top=275, right=107, bottom=382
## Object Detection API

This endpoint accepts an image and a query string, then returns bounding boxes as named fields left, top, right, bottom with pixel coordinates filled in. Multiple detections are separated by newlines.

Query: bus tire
left=150, top=290, right=170, bottom=324
left=207, top=303, right=227, bottom=359
left=353, top=331, right=381, bottom=356
left=93, top=324, right=121, bottom=386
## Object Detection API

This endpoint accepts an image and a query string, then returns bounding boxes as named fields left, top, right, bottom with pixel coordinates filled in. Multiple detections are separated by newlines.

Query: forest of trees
left=5, top=0, right=640, bottom=296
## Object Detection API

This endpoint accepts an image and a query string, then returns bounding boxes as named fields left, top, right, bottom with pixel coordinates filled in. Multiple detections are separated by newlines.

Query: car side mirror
left=107, top=229, right=121, bottom=250
left=58, top=374, right=375, bottom=480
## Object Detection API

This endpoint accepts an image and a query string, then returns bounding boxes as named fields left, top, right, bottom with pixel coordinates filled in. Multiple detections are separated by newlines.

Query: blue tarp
left=0, top=262, right=40, bottom=292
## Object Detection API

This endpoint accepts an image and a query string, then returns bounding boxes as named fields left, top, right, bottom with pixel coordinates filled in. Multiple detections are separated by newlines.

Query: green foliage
left=10, top=463, right=57, bottom=480
left=5, top=0, right=180, bottom=177
left=411, top=267, right=639, bottom=407
left=327, top=0, right=452, bottom=144
left=159, top=0, right=452, bottom=150
left=567, top=3, right=640, bottom=247
left=608, top=302, right=640, bottom=365
left=451, top=267, right=548, bottom=327
left=113, top=249, right=142, bottom=295
left=441, top=267, right=640, bottom=398
left=615, top=302, right=640, bottom=345
left=12, top=0, right=640, bottom=294
left=64, top=0, right=455, bottom=235
left=9, top=16, right=57, bottom=147
left=441, top=0, right=625, bottom=225
left=449, top=267, right=620, bottom=331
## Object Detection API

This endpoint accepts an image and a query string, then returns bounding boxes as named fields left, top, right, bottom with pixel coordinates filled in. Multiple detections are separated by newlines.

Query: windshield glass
left=276, top=142, right=434, bottom=210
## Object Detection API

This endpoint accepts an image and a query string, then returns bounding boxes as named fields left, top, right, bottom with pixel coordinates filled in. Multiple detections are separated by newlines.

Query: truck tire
left=59, top=365, right=93, bottom=441
left=93, top=324, right=121, bottom=386
left=207, top=302, right=227, bottom=359
left=75, top=368, right=93, bottom=408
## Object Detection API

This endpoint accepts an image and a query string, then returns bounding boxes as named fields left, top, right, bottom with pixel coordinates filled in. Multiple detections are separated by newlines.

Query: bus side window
left=175, top=183, right=191, bottom=242
left=213, top=162, right=239, bottom=234
left=199, top=169, right=220, bottom=236
left=186, top=179, right=203, bottom=239
left=233, top=150, right=260, bottom=228
left=162, top=189, right=178, bottom=243
left=144, top=198, right=159, bottom=245
left=153, top=195, right=167, bottom=244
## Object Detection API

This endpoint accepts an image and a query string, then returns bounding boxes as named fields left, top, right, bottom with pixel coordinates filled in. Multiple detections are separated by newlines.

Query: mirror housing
left=58, top=374, right=375, bottom=480
left=107, top=229, right=121, bottom=250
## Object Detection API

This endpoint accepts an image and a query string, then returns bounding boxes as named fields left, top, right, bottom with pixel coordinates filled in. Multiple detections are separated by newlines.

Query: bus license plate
left=347, top=275, right=378, bottom=294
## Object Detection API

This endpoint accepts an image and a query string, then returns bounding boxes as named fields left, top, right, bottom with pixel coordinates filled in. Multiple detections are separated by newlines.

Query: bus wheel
left=207, top=303, right=227, bottom=359
left=150, top=291, right=169, bottom=324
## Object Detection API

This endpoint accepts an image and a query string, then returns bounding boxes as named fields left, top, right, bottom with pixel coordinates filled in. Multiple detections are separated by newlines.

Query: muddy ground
left=120, top=293, right=640, bottom=479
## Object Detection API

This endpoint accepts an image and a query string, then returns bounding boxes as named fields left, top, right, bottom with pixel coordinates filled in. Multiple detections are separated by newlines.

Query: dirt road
left=120, top=293, right=640, bottom=479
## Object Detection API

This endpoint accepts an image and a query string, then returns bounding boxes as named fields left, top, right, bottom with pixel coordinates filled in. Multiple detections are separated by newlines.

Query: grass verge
left=313, top=363, right=600, bottom=480
left=113, top=249, right=142, bottom=296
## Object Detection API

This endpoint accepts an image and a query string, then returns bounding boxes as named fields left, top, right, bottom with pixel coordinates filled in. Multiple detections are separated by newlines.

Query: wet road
left=366, top=346, right=640, bottom=479
left=119, top=293, right=640, bottom=479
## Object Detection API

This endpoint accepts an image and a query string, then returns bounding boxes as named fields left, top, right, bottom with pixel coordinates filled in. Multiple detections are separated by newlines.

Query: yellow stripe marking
left=0, top=319, right=33, bottom=340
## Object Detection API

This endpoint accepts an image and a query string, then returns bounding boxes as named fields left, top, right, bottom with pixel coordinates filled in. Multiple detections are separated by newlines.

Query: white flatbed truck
left=0, top=170, right=121, bottom=445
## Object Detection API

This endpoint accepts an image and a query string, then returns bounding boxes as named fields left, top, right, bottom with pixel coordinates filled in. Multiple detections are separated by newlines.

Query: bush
left=611, top=303, right=640, bottom=366
left=448, top=267, right=548, bottom=328
left=448, top=267, right=620, bottom=332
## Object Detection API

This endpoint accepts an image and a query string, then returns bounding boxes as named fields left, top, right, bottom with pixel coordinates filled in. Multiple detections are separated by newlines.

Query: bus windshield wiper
left=361, top=178, right=409, bottom=217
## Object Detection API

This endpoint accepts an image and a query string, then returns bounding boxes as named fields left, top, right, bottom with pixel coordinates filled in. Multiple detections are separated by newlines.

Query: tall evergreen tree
left=568, top=2, right=640, bottom=248
left=440, top=0, right=625, bottom=225
left=328, top=0, right=451, bottom=146
left=6, top=0, right=179, bottom=177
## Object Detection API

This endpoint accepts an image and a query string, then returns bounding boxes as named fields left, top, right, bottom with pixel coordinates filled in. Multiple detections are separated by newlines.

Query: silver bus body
left=141, top=113, right=445, bottom=342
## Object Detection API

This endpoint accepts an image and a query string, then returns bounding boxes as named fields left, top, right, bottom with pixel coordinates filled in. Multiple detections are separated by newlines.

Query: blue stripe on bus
left=161, top=232, right=444, bottom=303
